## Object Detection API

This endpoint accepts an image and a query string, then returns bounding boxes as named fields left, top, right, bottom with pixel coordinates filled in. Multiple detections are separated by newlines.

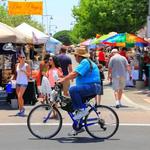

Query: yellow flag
left=8, top=0, right=43, bottom=15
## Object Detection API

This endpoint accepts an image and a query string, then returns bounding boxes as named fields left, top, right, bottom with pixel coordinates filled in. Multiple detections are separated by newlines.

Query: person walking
left=16, top=54, right=31, bottom=116
left=98, top=48, right=106, bottom=67
left=108, top=48, right=131, bottom=108
left=57, top=46, right=73, bottom=96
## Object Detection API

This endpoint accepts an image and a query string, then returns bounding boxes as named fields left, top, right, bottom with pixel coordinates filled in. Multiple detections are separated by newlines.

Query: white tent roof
left=0, top=22, right=31, bottom=43
left=15, top=23, right=49, bottom=44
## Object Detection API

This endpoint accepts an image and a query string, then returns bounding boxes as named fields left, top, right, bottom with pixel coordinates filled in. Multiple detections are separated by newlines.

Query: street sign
left=8, top=0, right=43, bottom=15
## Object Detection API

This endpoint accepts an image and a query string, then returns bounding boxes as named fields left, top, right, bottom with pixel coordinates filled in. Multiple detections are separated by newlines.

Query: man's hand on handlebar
left=57, top=77, right=65, bottom=83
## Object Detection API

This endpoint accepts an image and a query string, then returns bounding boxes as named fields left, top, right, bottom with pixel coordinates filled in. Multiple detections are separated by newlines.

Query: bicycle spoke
left=85, top=105, right=119, bottom=139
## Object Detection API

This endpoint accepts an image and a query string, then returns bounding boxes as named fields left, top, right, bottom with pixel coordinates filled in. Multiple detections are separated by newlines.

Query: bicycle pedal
left=77, top=128, right=85, bottom=134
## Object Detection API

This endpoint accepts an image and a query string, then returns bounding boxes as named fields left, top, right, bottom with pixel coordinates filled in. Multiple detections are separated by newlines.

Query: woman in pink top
left=46, top=55, right=63, bottom=119
left=46, top=55, right=63, bottom=89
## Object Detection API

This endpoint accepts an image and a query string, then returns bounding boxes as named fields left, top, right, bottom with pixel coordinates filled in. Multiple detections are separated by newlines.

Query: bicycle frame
left=67, top=103, right=101, bottom=130
left=46, top=83, right=103, bottom=129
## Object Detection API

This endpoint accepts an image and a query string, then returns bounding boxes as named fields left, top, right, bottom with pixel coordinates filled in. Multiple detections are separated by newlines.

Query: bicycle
left=27, top=83, right=119, bottom=139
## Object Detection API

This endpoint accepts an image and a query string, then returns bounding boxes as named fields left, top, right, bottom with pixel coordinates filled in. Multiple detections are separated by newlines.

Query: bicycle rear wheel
left=27, top=104, right=62, bottom=139
left=85, top=105, right=119, bottom=139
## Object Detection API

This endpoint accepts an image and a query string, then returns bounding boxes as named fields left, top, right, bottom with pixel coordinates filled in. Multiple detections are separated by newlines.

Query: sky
left=33, top=0, right=79, bottom=35
left=0, top=0, right=79, bottom=34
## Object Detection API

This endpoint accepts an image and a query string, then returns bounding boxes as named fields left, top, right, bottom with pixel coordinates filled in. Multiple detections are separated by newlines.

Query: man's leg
left=69, top=85, right=83, bottom=110
left=112, top=78, right=120, bottom=108
left=118, top=89, right=123, bottom=101
left=118, top=77, right=126, bottom=106
left=69, top=84, right=99, bottom=110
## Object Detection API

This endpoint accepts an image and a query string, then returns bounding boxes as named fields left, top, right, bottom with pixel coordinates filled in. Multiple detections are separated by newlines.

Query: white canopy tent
left=15, top=23, right=49, bottom=44
left=0, top=22, right=31, bottom=43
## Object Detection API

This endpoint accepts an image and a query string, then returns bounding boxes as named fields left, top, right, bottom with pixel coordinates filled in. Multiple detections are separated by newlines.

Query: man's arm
left=59, top=71, right=78, bottom=83
left=68, top=64, right=73, bottom=73
left=107, top=67, right=112, bottom=80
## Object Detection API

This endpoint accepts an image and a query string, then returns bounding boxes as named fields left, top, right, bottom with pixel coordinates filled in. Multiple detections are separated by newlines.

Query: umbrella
left=103, top=33, right=148, bottom=47
left=91, top=32, right=117, bottom=44
left=80, top=39, right=93, bottom=46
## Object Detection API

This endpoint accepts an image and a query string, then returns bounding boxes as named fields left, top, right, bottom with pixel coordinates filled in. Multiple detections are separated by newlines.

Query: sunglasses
left=49, top=58, right=53, bottom=61
left=19, top=57, right=25, bottom=59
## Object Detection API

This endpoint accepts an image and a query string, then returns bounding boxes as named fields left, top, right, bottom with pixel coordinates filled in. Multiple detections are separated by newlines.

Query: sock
left=116, top=100, right=119, bottom=105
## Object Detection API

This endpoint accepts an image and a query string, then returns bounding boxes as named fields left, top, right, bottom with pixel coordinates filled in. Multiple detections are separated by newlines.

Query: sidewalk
left=123, top=86, right=150, bottom=109
left=0, top=82, right=149, bottom=124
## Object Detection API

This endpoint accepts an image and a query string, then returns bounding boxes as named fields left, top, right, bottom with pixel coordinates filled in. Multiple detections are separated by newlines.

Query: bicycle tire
left=27, top=104, right=62, bottom=139
left=85, top=105, right=119, bottom=139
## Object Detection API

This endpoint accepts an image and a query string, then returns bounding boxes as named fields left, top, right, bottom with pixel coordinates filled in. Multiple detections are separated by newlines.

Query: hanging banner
left=8, top=0, right=43, bottom=15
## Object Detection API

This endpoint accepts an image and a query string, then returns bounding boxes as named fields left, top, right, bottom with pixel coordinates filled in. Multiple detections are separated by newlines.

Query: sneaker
left=68, top=128, right=85, bottom=136
left=119, top=101, right=123, bottom=107
left=115, top=100, right=120, bottom=108
left=73, top=108, right=89, bottom=120
left=16, top=108, right=25, bottom=117
left=68, top=130, right=78, bottom=136
left=115, top=104, right=120, bottom=109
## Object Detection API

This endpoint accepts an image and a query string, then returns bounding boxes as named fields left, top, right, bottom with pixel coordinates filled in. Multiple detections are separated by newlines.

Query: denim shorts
left=16, top=84, right=28, bottom=88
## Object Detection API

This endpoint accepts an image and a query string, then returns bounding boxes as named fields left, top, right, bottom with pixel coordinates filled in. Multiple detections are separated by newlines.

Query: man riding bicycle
left=58, top=47, right=101, bottom=120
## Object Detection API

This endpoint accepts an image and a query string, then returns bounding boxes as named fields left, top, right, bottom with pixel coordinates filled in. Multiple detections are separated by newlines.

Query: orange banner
left=8, top=2, right=43, bottom=15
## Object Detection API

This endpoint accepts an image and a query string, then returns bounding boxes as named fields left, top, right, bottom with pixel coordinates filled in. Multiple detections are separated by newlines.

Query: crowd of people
left=8, top=44, right=150, bottom=119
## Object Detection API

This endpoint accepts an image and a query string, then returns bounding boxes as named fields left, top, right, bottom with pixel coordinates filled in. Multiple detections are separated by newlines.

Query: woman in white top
left=16, top=54, right=31, bottom=116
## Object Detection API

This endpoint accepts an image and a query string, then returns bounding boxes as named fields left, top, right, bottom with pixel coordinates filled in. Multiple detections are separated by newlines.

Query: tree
left=0, top=6, right=44, bottom=31
left=72, top=0, right=148, bottom=39
left=53, top=30, right=78, bottom=45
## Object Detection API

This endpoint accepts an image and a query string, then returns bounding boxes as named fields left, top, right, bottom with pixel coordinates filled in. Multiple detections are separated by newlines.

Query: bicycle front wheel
left=85, top=105, right=119, bottom=139
left=27, top=104, right=62, bottom=139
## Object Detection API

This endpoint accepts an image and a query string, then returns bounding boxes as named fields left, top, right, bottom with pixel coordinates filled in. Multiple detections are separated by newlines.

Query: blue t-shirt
left=75, top=59, right=100, bottom=85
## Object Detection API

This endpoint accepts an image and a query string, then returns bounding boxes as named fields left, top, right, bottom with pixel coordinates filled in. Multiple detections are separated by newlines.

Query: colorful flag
left=8, top=0, right=43, bottom=15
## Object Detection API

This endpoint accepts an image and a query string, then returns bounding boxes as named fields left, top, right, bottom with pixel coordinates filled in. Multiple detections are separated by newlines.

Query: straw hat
left=72, top=47, right=90, bottom=58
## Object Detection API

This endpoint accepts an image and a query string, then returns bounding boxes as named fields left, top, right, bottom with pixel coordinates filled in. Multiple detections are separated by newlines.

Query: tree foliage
left=72, top=0, right=148, bottom=39
left=0, top=6, right=44, bottom=31
left=53, top=30, right=78, bottom=45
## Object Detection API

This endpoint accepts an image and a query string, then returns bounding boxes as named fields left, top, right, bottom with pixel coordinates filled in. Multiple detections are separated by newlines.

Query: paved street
left=0, top=126, right=149, bottom=150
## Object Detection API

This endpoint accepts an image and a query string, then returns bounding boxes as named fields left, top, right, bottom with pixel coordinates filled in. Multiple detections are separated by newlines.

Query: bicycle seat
left=82, top=94, right=96, bottom=103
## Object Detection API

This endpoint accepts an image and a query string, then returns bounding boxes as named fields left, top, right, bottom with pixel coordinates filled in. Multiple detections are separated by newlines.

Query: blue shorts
left=16, top=84, right=28, bottom=88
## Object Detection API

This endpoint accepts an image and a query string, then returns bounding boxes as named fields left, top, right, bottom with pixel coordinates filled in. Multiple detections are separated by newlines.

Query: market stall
left=15, top=22, right=49, bottom=44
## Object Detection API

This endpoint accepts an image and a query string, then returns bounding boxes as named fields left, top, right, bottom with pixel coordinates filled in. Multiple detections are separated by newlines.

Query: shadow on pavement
left=29, top=136, right=120, bottom=143
left=52, top=136, right=104, bottom=143
left=0, top=101, right=11, bottom=110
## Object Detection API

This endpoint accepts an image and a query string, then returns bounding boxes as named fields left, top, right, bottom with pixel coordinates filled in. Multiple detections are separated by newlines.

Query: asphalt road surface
left=0, top=125, right=149, bottom=150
